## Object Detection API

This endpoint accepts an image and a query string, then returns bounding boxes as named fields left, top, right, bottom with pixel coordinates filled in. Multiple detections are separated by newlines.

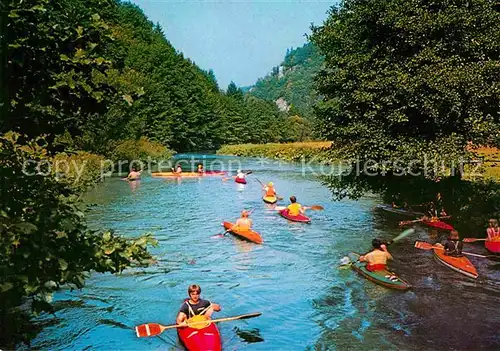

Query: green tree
left=311, top=0, right=500, bottom=170
left=226, top=81, right=244, bottom=100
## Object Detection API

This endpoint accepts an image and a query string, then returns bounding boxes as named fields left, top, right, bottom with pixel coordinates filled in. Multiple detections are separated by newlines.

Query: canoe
left=279, top=209, right=311, bottom=224
left=177, top=315, right=222, bottom=351
left=433, top=248, right=478, bottom=279
left=235, top=177, right=247, bottom=184
left=222, top=221, right=263, bottom=244
left=152, top=171, right=225, bottom=178
left=376, top=204, right=424, bottom=217
left=422, top=220, right=454, bottom=231
left=351, top=260, right=411, bottom=290
left=485, top=240, right=500, bottom=253
left=263, top=195, right=277, bottom=204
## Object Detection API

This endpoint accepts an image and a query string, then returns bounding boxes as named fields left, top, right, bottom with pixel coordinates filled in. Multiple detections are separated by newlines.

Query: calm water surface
left=32, top=156, right=500, bottom=350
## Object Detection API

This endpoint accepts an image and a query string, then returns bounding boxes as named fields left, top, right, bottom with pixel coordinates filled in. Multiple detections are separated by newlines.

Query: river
left=31, top=155, right=500, bottom=350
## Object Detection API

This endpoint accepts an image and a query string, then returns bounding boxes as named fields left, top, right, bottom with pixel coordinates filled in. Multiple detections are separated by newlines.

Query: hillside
left=248, top=42, right=323, bottom=119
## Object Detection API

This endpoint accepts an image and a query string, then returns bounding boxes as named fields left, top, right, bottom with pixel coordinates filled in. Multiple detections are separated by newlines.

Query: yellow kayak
left=263, top=195, right=277, bottom=204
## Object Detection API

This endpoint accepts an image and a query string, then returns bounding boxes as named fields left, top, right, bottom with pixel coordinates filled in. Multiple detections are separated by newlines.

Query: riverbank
left=217, top=141, right=333, bottom=163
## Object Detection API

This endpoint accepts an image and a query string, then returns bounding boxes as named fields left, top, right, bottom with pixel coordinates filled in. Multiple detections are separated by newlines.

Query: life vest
left=265, top=186, right=275, bottom=197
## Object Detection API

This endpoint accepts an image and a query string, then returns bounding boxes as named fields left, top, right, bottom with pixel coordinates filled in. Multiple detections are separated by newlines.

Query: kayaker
left=487, top=219, right=500, bottom=241
left=235, top=169, right=246, bottom=181
left=197, top=164, right=204, bottom=174
left=126, top=167, right=142, bottom=180
left=176, top=284, right=221, bottom=326
left=172, top=165, right=182, bottom=174
left=436, top=230, right=463, bottom=257
left=263, top=182, right=276, bottom=197
left=287, top=196, right=304, bottom=216
left=231, top=210, right=253, bottom=231
left=358, top=238, right=393, bottom=272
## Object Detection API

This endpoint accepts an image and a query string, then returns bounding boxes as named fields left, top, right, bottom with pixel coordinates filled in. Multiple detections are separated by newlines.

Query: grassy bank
left=217, top=141, right=333, bottom=163
left=476, top=146, right=500, bottom=180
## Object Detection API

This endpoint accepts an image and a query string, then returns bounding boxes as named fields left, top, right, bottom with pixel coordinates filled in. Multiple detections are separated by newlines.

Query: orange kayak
left=222, top=222, right=263, bottom=244
left=433, top=248, right=478, bottom=279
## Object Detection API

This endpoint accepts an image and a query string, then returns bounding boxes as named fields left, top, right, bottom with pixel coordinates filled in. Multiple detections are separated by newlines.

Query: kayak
left=422, top=220, right=454, bottom=231
left=235, top=177, right=247, bottom=184
left=279, top=209, right=311, bottom=224
left=351, top=260, right=411, bottom=291
left=177, top=315, right=222, bottom=351
left=376, top=204, right=424, bottom=217
left=222, top=221, right=263, bottom=244
left=433, top=248, right=478, bottom=279
left=152, top=171, right=225, bottom=178
left=485, top=240, right=500, bottom=253
left=263, top=195, right=277, bottom=204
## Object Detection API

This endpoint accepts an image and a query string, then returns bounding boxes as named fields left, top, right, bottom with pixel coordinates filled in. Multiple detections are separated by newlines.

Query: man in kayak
left=231, top=210, right=253, bottom=231
left=172, top=165, right=182, bottom=174
left=235, top=169, right=246, bottom=181
left=487, top=219, right=500, bottom=241
left=197, top=164, right=204, bottom=174
left=176, top=284, right=221, bottom=326
left=436, top=230, right=463, bottom=256
left=126, top=167, right=142, bottom=180
left=287, top=196, right=304, bottom=216
left=263, top=182, right=276, bottom=197
left=358, top=238, right=393, bottom=272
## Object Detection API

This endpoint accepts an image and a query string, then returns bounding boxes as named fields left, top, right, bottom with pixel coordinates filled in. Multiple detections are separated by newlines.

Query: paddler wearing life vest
left=436, top=230, right=463, bottom=257
left=487, top=219, right=500, bottom=241
left=287, top=196, right=304, bottom=216
left=176, top=284, right=221, bottom=326
left=358, top=238, right=393, bottom=272
left=263, top=182, right=276, bottom=197
left=231, top=210, right=253, bottom=231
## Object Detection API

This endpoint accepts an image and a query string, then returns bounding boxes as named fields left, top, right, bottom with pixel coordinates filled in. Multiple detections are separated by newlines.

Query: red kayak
left=279, top=209, right=311, bottom=223
left=485, top=240, right=500, bottom=253
left=422, top=220, right=454, bottom=231
left=177, top=315, right=221, bottom=351
left=235, top=177, right=247, bottom=184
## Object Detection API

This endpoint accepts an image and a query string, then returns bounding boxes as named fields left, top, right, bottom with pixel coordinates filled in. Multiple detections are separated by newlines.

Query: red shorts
left=366, top=264, right=386, bottom=272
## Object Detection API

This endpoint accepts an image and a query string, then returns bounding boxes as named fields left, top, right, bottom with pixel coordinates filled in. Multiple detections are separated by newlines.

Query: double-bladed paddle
left=222, top=170, right=253, bottom=182
left=135, top=312, right=262, bottom=338
left=255, top=178, right=284, bottom=201
left=274, top=205, right=324, bottom=211
left=463, top=238, right=487, bottom=242
left=414, top=241, right=500, bottom=261
left=399, top=216, right=451, bottom=227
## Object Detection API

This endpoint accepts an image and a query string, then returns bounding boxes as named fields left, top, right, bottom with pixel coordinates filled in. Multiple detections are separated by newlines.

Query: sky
left=131, top=0, right=334, bottom=89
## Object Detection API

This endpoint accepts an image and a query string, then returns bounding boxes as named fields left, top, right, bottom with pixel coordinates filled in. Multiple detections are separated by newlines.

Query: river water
left=31, top=155, right=500, bottom=350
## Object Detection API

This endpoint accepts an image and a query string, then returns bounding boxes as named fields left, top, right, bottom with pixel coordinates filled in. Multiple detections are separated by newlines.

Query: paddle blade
left=309, top=205, right=324, bottom=210
left=393, top=228, right=415, bottom=243
left=414, top=241, right=435, bottom=250
left=135, top=323, right=163, bottom=337
left=234, top=312, right=261, bottom=320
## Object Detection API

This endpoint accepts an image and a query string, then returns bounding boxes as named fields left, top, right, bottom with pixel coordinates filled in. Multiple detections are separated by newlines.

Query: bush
left=110, top=137, right=174, bottom=163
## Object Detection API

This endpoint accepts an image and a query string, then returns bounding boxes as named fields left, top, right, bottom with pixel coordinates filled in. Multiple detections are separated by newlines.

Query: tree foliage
left=311, top=0, right=500, bottom=167
left=0, top=135, right=157, bottom=347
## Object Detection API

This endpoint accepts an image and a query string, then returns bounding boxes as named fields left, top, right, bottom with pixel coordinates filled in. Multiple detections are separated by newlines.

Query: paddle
left=274, top=205, right=324, bottom=211
left=338, top=229, right=415, bottom=269
left=222, top=171, right=252, bottom=182
left=399, top=216, right=451, bottom=226
left=414, top=241, right=500, bottom=261
left=135, top=312, right=262, bottom=338
left=463, top=238, right=487, bottom=243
